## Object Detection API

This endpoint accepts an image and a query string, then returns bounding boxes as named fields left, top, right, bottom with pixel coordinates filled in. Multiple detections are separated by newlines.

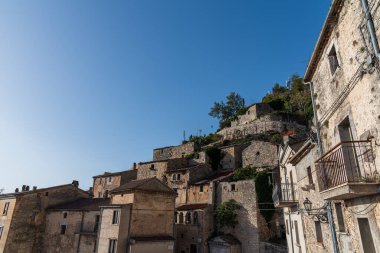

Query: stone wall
left=175, top=206, right=213, bottom=253
left=0, top=197, right=16, bottom=253
left=242, top=141, right=278, bottom=169
left=231, top=103, right=273, bottom=127
left=93, top=170, right=137, bottom=198
left=137, top=158, right=190, bottom=182
left=2, top=184, right=89, bottom=253
left=216, top=180, right=261, bottom=253
left=44, top=210, right=99, bottom=253
left=153, top=142, right=199, bottom=161
left=218, top=120, right=306, bottom=141
left=219, top=143, right=249, bottom=170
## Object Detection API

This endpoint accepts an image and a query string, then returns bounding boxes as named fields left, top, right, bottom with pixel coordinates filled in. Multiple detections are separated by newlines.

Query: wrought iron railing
left=315, top=141, right=378, bottom=192
left=272, top=183, right=298, bottom=205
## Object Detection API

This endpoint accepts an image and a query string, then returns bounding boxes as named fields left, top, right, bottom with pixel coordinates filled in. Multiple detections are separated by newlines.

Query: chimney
left=25, top=186, right=30, bottom=191
left=133, top=162, right=137, bottom=170
left=33, top=186, right=37, bottom=191
left=15, top=188, right=19, bottom=193
left=22, top=185, right=26, bottom=192
left=72, top=180, right=79, bottom=188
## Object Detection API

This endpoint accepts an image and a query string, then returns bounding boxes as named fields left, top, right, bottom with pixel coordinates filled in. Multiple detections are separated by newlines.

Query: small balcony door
left=338, top=117, right=360, bottom=182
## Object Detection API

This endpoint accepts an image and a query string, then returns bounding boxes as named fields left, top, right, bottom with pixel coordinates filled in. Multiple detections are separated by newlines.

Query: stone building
left=219, top=143, right=249, bottom=171
left=213, top=179, right=273, bottom=253
left=153, top=142, right=200, bottom=161
left=175, top=203, right=213, bottom=253
left=97, top=177, right=177, bottom=253
left=230, top=103, right=273, bottom=127
left=136, top=158, right=189, bottom=182
left=302, top=0, right=380, bottom=252
left=242, top=141, right=278, bottom=169
left=44, top=198, right=109, bottom=253
left=92, top=169, right=137, bottom=198
left=0, top=182, right=89, bottom=253
left=273, top=140, right=307, bottom=253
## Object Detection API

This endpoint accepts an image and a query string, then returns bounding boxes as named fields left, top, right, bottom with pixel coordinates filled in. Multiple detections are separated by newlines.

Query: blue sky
left=0, top=1, right=330, bottom=192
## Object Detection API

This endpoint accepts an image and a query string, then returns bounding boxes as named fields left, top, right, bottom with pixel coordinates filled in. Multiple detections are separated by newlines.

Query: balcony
left=75, top=222, right=99, bottom=236
left=272, top=183, right=298, bottom=208
left=315, top=141, right=379, bottom=200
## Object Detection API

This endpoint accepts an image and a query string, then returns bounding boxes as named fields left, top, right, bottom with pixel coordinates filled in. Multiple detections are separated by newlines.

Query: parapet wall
left=218, top=120, right=306, bottom=140
left=153, top=142, right=198, bottom=161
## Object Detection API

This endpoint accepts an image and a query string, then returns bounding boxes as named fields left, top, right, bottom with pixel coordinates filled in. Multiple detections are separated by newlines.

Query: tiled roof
left=48, top=198, right=110, bottom=211
left=176, top=203, right=209, bottom=211
left=93, top=169, right=136, bottom=178
left=111, top=178, right=176, bottom=195
left=131, top=236, right=175, bottom=242
left=193, top=171, right=233, bottom=185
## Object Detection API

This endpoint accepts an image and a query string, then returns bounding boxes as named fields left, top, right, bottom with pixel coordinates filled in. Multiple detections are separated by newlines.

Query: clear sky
left=0, top=1, right=331, bottom=193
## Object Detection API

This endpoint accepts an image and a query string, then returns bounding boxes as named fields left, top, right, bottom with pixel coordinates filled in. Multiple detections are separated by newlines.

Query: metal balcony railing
left=315, top=141, right=378, bottom=192
left=272, top=183, right=298, bottom=206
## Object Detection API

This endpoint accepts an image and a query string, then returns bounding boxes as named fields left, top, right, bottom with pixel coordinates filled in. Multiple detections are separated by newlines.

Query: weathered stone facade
left=230, top=103, right=273, bottom=127
left=92, top=169, right=137, bottom=198
left=302, top=0, right=380, bottom=252
left=219, top=143, right=249, bottom=170
left=216, top=180, right=267, bottom=253
left=242, top=141, right=278, bottom=169
left=153, top=142, right=199, bottom=161
left=0, top=183, right=89, bottom=253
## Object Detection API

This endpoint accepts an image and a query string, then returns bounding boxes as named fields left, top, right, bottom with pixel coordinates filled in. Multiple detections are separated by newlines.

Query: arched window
left=179, top=212, right=184, bottom=224
left=185, top=212, right=191, bottom=224
left=193, top=211, right=199, bottom=224
left=174, top=212, right=178, bottom=223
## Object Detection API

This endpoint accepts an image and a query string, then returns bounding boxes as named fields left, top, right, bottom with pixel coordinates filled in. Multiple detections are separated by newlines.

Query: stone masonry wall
left=242, top=141, right=278, bottom=169
left=216, top=180, right=260, bottom=253
left=153, top=142, right=199, bottom=161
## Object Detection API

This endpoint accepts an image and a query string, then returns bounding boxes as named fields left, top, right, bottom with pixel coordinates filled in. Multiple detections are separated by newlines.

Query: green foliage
left=185, top=152, right=200, bottom=159
left=214, top=199, right=241, bottom=229
left=262, top=75, right=313, bottom=123
left=189, top=133, right=221, bottom=147
left=255, top=172, right=275, bottom=223
left=230, top=166, right=257, bottom=181
left=230, top=167, right=275, bottom=223
left=270, top=133, right=282, bottom=145
left=209, top=92, right=246, bottom=129
left=205, top=146, right=225, bottom=171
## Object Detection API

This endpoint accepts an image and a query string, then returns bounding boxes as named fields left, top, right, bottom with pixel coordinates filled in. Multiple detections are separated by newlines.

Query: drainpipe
left=306, top=82, right=323, bottom=157
left=360, top=0, right=380, bottom=60
left=326, top=202, right=339, bottom=253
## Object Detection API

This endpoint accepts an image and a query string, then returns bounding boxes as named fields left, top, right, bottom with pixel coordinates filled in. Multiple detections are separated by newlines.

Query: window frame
left=60, top=224, right=67, bottom=235
left=315, top=221, right=323, bottom=243
left=108, top=239, right=117, bottom=253
left=2, top=202, right=9, bottom=216
left=112, top=210, right=120, bottom=225
left=0, top=225, right=4, bottom=239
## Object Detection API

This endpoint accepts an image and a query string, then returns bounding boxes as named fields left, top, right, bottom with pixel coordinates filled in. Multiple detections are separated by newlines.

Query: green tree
left=209, top=92, right=246, bottom=129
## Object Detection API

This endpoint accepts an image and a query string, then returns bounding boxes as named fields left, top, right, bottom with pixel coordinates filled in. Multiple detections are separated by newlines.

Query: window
left=112, top=210, right=120, bottom=224
left=328, top=45, right=339, bottom=75
left=45, top=192, right=49, bottom=196
left=104, top=190, right=109, bottom=198
left=98, top=192, right=102, bottom=198
left=335, top=203, right=345, bottom=232
left=358, top=218, right=376, bottom=253
left=174, top=212, right=178, bottom=223
left=294, top=221, right=300, bottom=245
left=177, top=174, right=181, bottom=180
left=2, top=202, right=9, bottom=216
left=315, top=221, right=323, bottom=243
left=199, top=185, right=204, bottom=193
left=193, top=212, right=199, bottom=224
left=286, top=220, right=289, bottom=234
left=63, top=212, right=68, bottom=219
left=94, top=215, right=100, bottom=232
left=107, top=177, right=113, bottom=184
left=0, top=225, right=3, bottom=239
left=150, top=164, right=155, bottom=170
left=179, top=213, right=184, bottom=224
left=108, top=239, right=117, bottom=253
left=307, top=167, right=313, bottom=185
left=172, top=174, right=176, bottom=181
left=185, top=212, right=191, bottom=224
left=60, top=225, right=67, bottom=235
left=231, top=184, right=235, bottom=191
